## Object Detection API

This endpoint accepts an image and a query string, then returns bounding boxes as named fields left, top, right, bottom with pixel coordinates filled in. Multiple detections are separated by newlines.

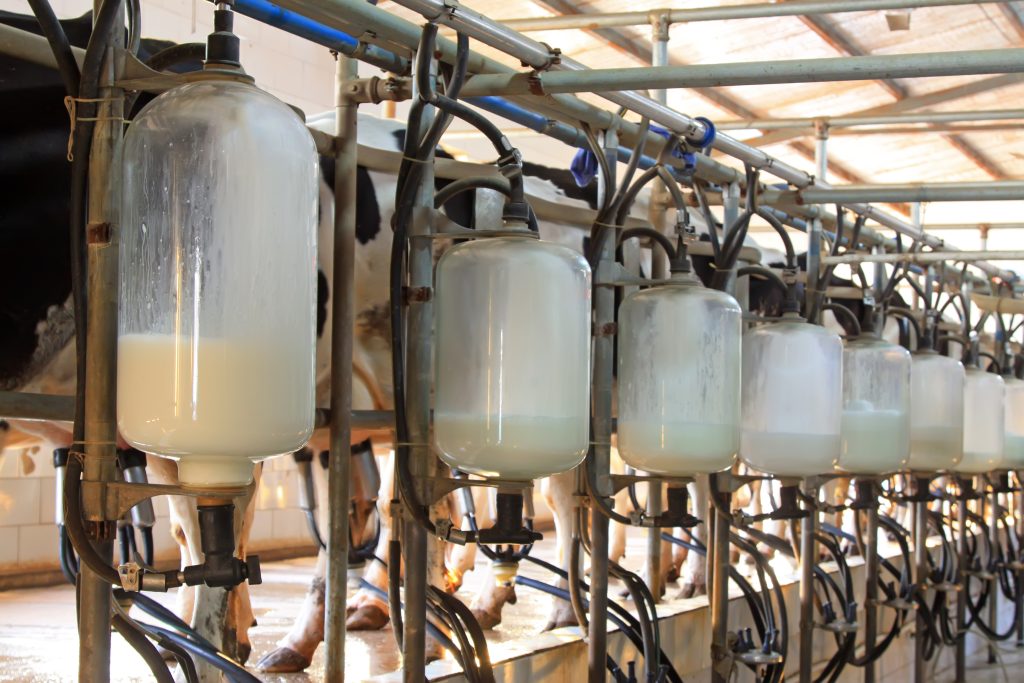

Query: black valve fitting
left=475, top=492, right=542, bottom=546
left=771, top=484, right=810, bottom=520
left=850, top=479, right=878, bottom=510
left=657, top=485, right=701, bottom=528
left=206, top=3, right=241, bottom=68
left=181, top=504, right=261, bottom=588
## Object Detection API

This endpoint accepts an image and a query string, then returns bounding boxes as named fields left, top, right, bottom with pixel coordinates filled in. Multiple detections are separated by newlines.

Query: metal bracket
left=607, top=473, right=693, bottom=495
left=112, top=48, right=255, bottom=93
left=424, top=476, right=532, bottom=507
left=595, top=260, right=675, bottom=288
left=82, top=479, right=252, bottom=523
left=817, top=620, right=859, bottom=634
left=341, top=76, right=412, bottom=105
left=411, top=207, right=537, bottom=240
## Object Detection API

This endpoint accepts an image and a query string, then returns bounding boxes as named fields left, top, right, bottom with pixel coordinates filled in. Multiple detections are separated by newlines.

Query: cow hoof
left=666, top=567, right=680, bottom=583
left=347, top=604, right=389, bottom=631
left=543, top=614, right=578, bottom=632
left=677, top=582, right=706, bottom=599
left=236, top=642, right=252, bottom=666
left=471, top=608, right=502, bottom=630
left=255, top=647, right=311, bottom=673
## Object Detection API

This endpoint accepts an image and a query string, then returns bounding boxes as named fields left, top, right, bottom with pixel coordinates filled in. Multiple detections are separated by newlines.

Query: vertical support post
left=722, top=182, right=741, bottom=296
left=643, top=12, right=671, bottom=604
left=806, top=217, right=823, bottom=320
left=324, top=54, right=358, bottom=683
left=914, top=495, right=929, bottom=683
left=1017, top=471, right=1024, bottom=647
left=402, top=53, right=437, bottom=683
left=863, top=481, right=879, bottom=683
left=709, top=479, right=732, bottom=683
left=955, top=481, right=968, bottom=683
left=798, top=481, right=819, bottom=683
left=988, top=483, right=999, bottom=663
left=814, top=121, right=828, bottom=183
left=588, top=126, right=618, bottom=683
left=79, top=6, right=124, bottom=680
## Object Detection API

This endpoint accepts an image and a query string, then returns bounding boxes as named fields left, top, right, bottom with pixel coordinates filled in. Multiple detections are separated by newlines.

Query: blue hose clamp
left=694, top=116, right=717, bottom=149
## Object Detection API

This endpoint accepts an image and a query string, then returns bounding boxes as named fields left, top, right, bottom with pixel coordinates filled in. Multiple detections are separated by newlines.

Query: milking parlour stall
left=6, top=1, right=1024, bottom=682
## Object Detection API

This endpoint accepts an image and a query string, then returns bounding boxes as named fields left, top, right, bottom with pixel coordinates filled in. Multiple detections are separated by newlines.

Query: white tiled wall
left=0, top=444, right=319, bottom=575
left=1, top=0, right=340, bottom=117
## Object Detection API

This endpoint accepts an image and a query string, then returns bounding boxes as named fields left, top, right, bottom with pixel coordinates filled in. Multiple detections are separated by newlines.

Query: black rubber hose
left=111, top=614, right=175, bottom=683
left=58, top=525, right=79, bottom=585
left=139, top=623, right=261, bottom=683
left=64, top=455, right=120, bottom=585
left=125, top=0, right=141, bottom=54
left=618, top=227, right=678, bottom=264
left=304, top=509, right=327, bottom=551
left=387, top=538, right=404, bottom=651
left=115, top=589, right=219, bottom=654
left=140, top=526, right=155, bottom=567
left=823, top=302, right=862, bottom=337
left=737, top=265, right=787, bottom=298
left=26, top=0, right=81, bottom=96
left=357, top=578, right=463, bottom=664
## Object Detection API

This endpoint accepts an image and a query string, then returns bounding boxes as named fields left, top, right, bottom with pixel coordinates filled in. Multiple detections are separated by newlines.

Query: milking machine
left=292, top=442, right=381, bottom=566
left=23, top=1, right=313, bottom=680
left=11, top=0, right=1024, bottom=681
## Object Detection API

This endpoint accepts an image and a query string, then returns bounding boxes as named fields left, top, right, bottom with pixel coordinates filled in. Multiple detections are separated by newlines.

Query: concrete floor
left=0, top=536, right=1020, bottom=682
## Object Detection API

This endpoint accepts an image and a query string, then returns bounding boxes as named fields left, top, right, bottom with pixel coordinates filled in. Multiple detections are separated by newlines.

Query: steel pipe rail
left=0, top=392, right=76, bottom=422
left=457, top=49, right=1024, bottom=96
left=824, top=249, right=1024, bottom=265
left=499, top=0, right=1014, bottom=33
left=763, top=180, right=1024, bottom=205
left=5, top=3, right=1014, bottom=282
left=373, top=0, right=1016, bottom=281
left=715, top=107, right=1024, bottom=131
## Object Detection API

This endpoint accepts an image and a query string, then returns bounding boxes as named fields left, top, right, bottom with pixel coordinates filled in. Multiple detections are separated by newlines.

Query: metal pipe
left=988, top=485, right=999, bottom=664
left=709, top=485, right=732, bottom=683
left=234, top=0, right=409, bottom=73
left=458, top=49, right=1024, bottom=96
left=268, top=0, right=1014, bottom=281
left=955, top=485, right=968, bottom=682
left=798, top=484, right=819, bottom=683
left=0, top=392, right=75, bottom=422
left=499, top=0, right=1014, bottom=33
left=825, top=249, right=1024, bottom=265
left=715, top=107, right=1024, bottom=131
left=815, top=123, right=828, bottom=183
left=644, top=18, right=669, bottom=606
left=0, top=20, right=85, bottom=67
left=324, top=54, right=357, bottom=683
left=763, top=180, right=1024, bottom=205
left=587, top=127, right=617, bottom=683
left=913, top=497, right=929, bottom=683
left=375, top=0, right=1015, bottom=282
left=863, top=491, right=880, bottom=683
left=79, top=5, right=124, bottom=679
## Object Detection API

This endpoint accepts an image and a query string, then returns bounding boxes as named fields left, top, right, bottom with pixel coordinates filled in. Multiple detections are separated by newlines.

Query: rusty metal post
left=324, top=54, right=358, bottom=682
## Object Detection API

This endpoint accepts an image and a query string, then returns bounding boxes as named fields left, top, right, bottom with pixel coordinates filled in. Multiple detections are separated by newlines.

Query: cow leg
left=678, top=478, right=709, bottom=599
left=540, top=470, right=579, bottom=631
left=346, top=451, right=393, bottom=631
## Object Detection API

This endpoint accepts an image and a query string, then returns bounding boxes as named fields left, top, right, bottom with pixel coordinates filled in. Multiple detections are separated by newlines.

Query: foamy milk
left=740, top=431, right=839, bottom=478
left=434, top=414, right=588, bottom=480
left=909, top=426, right=962, bottom=471
left=618, top=420, right=737, bottom=475
left=118, top=333, right=314, bottom=485
left=838, top=408, right=909, bottom=474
